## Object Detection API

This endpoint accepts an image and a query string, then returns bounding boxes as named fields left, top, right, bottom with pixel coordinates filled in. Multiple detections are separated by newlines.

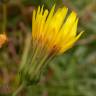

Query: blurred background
left=0, top=0, right=96, bottom=96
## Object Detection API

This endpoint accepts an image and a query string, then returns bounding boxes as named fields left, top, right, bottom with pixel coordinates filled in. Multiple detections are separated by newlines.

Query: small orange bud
left=0, top=33, right=7, bottom=48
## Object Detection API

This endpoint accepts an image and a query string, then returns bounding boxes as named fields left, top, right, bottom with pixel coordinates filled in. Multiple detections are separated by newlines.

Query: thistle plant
left=13, top=5, right=83, bottom=96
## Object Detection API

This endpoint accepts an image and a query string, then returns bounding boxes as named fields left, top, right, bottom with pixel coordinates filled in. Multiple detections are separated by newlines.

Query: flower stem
left=3, top=3, right=7, bottom=33
left=12, top=82, right=25, bottom=96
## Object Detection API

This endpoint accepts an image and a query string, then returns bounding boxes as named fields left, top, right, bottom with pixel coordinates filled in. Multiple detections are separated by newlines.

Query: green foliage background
left=0, top=0, right=96, bottom=96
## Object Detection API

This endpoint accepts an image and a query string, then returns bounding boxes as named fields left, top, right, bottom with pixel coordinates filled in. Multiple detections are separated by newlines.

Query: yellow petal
left=50, top=7, right=68, bottom=32
left=70, top=18, right=78, bottom=37
left=32, top=6, right=43, bottom=38
left=39, top=10, right=49, bottom=37
left=61, top=18, right=79, bottom=44
left=59, top=31, right=83, bottom=54
left=36, top=6, right=40, bottom=18
left=43, top=5, right=55, bottom=32
left=60, top=11, right=77, bottom=39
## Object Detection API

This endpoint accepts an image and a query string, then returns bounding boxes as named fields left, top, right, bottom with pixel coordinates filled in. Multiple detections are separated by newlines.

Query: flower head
left=20, top=5, right=83, bottom=83
left=32, top=5, right=83, bottom=57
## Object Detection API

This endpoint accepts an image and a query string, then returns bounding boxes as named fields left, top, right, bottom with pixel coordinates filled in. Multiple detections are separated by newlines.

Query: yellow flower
left=32, top=5, right=83, bottom=57
left=20, top=5, right=83, bottom=83
left=0, top=33, right=7, bottom=48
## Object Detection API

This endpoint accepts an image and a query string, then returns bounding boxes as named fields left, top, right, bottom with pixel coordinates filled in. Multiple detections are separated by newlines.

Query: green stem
left=3, top=3, right=7, bottom=33
left=12, top=82, right=25, bottom=96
